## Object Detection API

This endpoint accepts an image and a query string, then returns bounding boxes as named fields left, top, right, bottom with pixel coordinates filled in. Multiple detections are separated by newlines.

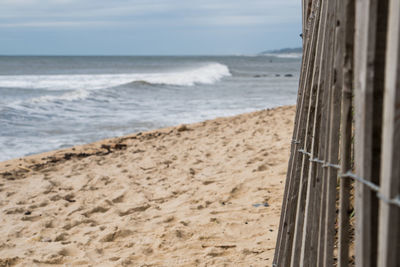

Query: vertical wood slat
left=371, top=2, right=389, bottom=265
left=272, top=76, right=304, bottom=266
left=289, top=67, right=315, bottom=265
left=289, top=1, right=326, bottom=264
left=273, top=41, right=305, bottom=267
left=302, top=0, right=307, bottom=37
left=305, top=3, right=334, bottom=263
left=323, top=0, right=343, bottom=265
left=273, top=1, right=319, bottom=264
left=274, top=1, right=322, bottom=266
left=298, top=1, right=329, bottom=264
left=354, top=0, right=388, bottom=266
left=273, top=50, right=306, bottom=267
left=279, top=2, right=321, bottom=265
left=354, top=1, right=376, bottom=266
left=378, top=0, right=400, bottom=266
left=338, top=0, right=355, bottom=266
left=316, top=0, right=336, bottom=265
left=300, top=2, right=331, bottom=265
left=293, top=0, right=328, bottom=264
left=316, top=56, right=332, bottom=267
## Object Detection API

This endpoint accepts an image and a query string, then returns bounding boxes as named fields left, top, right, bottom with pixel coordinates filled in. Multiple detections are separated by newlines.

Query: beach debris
left=177, top=124, right=189, bottom=132
left=215, top=245, right=236, bottom=249
left=18, top=166, right=32, bottom=172
left=63, top=194, right=76, bottom=203
left=252, top=202, right=269, bottom=207
left=114, top=143, right=127, bottom=150
left=101, top=144, right=112, bottom=153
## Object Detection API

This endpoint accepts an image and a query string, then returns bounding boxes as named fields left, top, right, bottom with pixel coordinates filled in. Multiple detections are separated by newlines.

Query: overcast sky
left=0, top=0, right=302, bottom=55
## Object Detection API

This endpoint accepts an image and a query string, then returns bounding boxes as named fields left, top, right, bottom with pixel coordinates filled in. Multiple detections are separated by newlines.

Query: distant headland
left=260, top=47, right=302, bottom=55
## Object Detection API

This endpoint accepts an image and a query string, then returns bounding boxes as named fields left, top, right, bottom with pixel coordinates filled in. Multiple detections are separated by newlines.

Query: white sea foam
left=30, top=90, right=91, bottom=103
left=0, top=63, right=231, bottom=91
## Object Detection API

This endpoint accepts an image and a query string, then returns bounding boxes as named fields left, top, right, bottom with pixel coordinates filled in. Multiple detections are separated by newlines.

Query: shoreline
left=0, top=105, right=294, bottom=266
left=0, top=105, right=293, bottom=172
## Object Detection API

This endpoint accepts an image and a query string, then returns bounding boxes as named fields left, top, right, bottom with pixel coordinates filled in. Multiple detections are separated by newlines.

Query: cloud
left=0, top=0, right=300, bottom=29
left=0, top=0, right=302, bottom=54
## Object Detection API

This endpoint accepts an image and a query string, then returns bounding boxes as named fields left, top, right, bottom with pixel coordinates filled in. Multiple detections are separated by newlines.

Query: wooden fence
left=273, top=0, right=400, bottom=266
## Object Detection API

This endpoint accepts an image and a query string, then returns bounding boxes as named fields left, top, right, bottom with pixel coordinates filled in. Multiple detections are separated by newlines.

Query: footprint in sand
left=109, top=190, right=125, bottom=203
left=100, top=228, right=133, bottom=242
left=253, top=164, right=268, bottom=172
left=82, top=204, right=110, bottom=217
left=118, top=204, right=150, bottom=217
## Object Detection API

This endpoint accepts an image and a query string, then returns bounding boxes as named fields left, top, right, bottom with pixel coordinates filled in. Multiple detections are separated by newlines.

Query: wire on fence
left=291, top=139, right=301, bottom=144
left=296, top=148, right=400, bottom=208
left=310, top=157, right=325, bottom=164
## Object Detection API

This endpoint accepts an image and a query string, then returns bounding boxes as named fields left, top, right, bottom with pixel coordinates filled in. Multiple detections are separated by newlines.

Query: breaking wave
left=0, top=63, right=231, bottom=91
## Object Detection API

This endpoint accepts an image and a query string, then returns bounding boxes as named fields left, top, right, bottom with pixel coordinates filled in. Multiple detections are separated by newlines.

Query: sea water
left=0, top=55, right=301, bottom=162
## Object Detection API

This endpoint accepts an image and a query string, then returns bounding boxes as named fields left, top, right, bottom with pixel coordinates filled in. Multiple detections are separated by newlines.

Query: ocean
left=0, top=55, right=301, bottom=162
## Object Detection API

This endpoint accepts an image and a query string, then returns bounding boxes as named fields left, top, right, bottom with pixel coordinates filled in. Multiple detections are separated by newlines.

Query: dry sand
left=0, top=105, right=295, bottom=267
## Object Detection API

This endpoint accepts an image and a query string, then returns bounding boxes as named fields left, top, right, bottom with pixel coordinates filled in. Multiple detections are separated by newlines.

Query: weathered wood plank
left=299, top=4, right=331, bottom=265
left=274, top=0, right=320, bottom=266
left=289, top=0, right=327, bottom=264
left=273, top=0, right=314, bottom=258
left=338, top=1, right=355, bottom=266
left=323, top=0, right=342, bottom=264
left=338, top=1, right=355, bottom=267
left=314, top=1, right=336, bottom=265
left=354, top=0, right=388, bottom=266
left=316, top=62, right=332, bottom=267
left=378, top=0, right=400, bottom=266
left=288, top=0, right=328, bottom=265
left=273, top=1, right=320, bottom=264
left=275, top=1, right=323, bottom=264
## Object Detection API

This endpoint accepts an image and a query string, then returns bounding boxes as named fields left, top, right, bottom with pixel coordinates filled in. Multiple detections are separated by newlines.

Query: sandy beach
left=0, top=105, right=294, bottom=266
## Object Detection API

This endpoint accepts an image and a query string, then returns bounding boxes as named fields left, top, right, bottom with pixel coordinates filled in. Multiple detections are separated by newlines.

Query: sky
left=0, top=0, right=302, bottom=55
